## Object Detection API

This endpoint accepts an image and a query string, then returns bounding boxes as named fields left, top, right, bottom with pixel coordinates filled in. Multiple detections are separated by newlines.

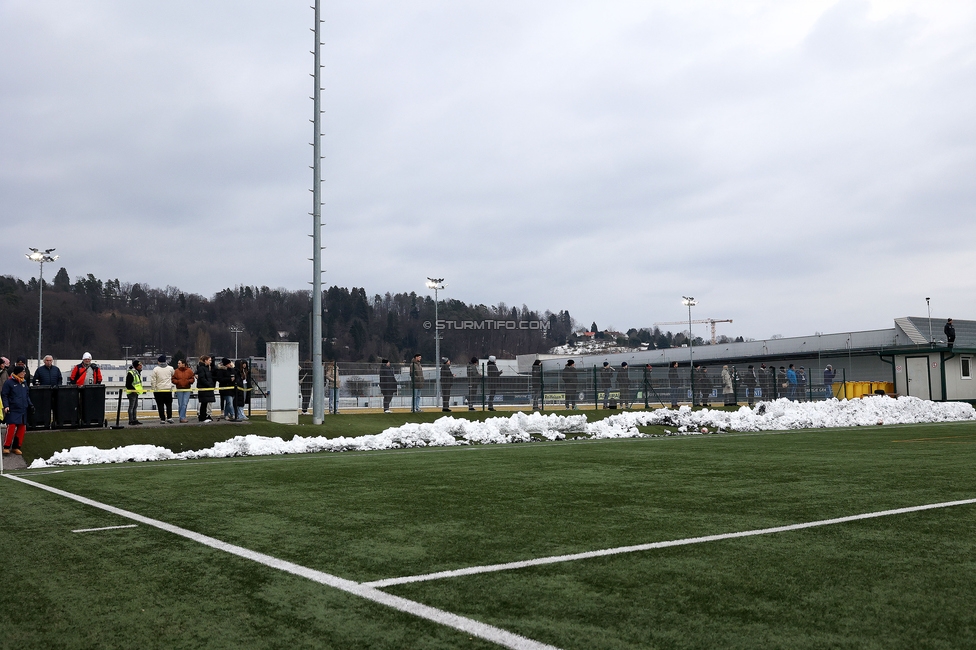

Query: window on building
left=962, top=357, right=972, bottom=380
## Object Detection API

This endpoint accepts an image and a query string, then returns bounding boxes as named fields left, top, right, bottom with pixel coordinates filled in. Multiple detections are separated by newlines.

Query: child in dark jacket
left=2, top=365, right=33, bottom=455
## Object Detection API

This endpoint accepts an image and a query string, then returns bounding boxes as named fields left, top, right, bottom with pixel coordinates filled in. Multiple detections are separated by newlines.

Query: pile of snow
left=597, top=395, right=976, bottom=436
left=28, top=396, right=975, bottom=468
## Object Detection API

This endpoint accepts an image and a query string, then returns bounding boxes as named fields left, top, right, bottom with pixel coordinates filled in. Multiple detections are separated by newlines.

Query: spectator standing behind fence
left=379, top=359, right=397, bottom=413
left=562, top=360, right=578, bottom=410
left=69, top=352, right=102, bottom=385
left=618, top=362, right=632, bottom=409
left=945, top=318, right=955, bottom=350
left=234, top=360, right=250, bottom=421
left=410, top=353, right=424, bottom=413
left=440, top=358, right=453, bottom=412
left=668, top=362, right=680, bottom=408
left=599, top=362, right=615, bottom=409
left=466, top=357, right=480, bottom=411
left=2, top=364, right=32, bottom=455
left=196, top=355, right=215, bottom=422
left=786, top=364, right=798, bottom=400
left=126, top=360, right=145, bottom=425
left=151, top=355, right=175, bottom=424
left=693, top=364, right=706, bottom=406
left=823, top=364, right=836, bottom=399
left=777, top=366, right=787, bottom=399
left=0, top=357, right=9, bottom=386
left=215, top=358, right=237, bottom=421
left=744, top=365, right=758, bottom=406
left=721, top=365, right=734, bottom=406
left=531, top=359, right=543, bottom=410
left=33, top=355, right=63, bottom=386
left=759, top=363, right=771, bottom=400
left=486, top=355, right=501, bottom=411
left=797, top=366, right=807, bottom=400
left=172, top=359, right=195, bottom=423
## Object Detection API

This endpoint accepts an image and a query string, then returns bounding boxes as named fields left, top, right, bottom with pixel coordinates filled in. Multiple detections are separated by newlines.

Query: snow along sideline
left=28, top=396, right=976, bottom=469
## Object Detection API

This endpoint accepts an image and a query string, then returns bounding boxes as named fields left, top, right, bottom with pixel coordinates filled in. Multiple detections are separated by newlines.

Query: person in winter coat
left=668, top=362, right=681, bottom=408
left=234, top=360, right=251, bottom=420
left=172, top=358, right=196, bottom=423
left=196, top=355, right=215, bottom=422
left=743, top=365, right=758, bottom=406
left=531, top=359, right=543, bottom=410
left=150, top=355, right=175, bottom=423
left=410, top=353, right=424, bottom=412
left=33, top=355, right=63, bottom=386
left=440, top=358, right=453, bottom=412
left=2, top=365, right=33, bottom=455
left=600, top=362, right=615, bottom=408
left=786, top=364, right=798, bottom=400
left=823, top=365, right=836, bottom=400
left=618, top=362, right=632, bottom=409
left=777, top=366, right=788, bottom=399
left=0, top=357, right=9, bottom=387
left=69, top=352, right=102, bottom=385
left=486, top=355, right=501, bottom=411
left=125, top=360, right=145, bottom=425
left=721, top=365, right=735, bottom=406
left=466, top=357, right=481, bottom=411
left=379, top=359, right=397, bottom=413
left=945, top=318, right=956, bottom=350
left=214, top=358, right=237, bottom=420
left=562, top=360, right=578, bottom=409
left=797, top=366, right=807, bottom=400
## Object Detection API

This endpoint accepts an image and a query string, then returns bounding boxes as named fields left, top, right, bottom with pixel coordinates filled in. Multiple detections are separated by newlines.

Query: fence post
left=481, top=363, right=486, bottom=411
left=842, top=367, right=847, bottom=400
left=592, top=366, right=598, bottom=410
left=540, top=365, right=545, bottom=412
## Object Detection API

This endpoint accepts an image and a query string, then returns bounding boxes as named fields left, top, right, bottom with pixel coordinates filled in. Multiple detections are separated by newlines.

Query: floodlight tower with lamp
left=27, top=248, right=58, bottom=369
left=682, top=296, right=697, bottom=403
left=230, top=326, right=244, bottom=359
left=426, top=278, right=445, bottom=398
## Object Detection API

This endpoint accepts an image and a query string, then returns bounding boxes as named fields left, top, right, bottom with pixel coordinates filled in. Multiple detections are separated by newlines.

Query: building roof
left=897, top=316, right=974, bottom=348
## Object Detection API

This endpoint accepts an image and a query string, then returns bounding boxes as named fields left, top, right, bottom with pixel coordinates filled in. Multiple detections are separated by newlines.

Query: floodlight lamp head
left=425, top=277, right=445, bottom=290
left=681, top=296, right=697, bottom=307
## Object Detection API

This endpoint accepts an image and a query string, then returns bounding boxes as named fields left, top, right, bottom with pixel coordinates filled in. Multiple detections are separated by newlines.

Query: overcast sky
left=2, top=0, right=974, bottom=341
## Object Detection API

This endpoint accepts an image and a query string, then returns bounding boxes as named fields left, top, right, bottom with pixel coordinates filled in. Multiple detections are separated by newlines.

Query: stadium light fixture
left=27, top=248, right=59, bottom=369
left=682, top=296, right=696, bottom=402
left=426, top=278, right=445, bottom=399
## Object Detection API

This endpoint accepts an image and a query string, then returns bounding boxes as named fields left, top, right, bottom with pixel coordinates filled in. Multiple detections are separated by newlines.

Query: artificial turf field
left=1, top=416, right=975, bottom=649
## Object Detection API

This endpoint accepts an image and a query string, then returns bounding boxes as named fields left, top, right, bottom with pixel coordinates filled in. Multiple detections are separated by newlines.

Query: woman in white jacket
left=151, top=354, right=176, bottom=423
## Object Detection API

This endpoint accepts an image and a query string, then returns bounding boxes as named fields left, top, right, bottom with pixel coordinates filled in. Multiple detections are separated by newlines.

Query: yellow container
left=838, top=381, right=894, bottom=399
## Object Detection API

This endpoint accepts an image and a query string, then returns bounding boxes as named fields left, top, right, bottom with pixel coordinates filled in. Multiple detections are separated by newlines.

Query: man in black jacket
left=440, top=358, right=453, bottom=412
left=196, top=355, right=215, bottom=422
left=562, top=360, right=578, bottom=410
left=33, top=355, right=63, bottom=386
left=945, top=318, right=956, bottom=350
left=214, top=358, right=236, bottom=420
left=379, top=359, right=397, bottom=413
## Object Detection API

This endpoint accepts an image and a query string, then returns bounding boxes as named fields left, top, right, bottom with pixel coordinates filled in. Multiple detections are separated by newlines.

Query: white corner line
left=2, top=473, right=559, bottom=650
left=72, top=524, right=139, bottom=533
left=364, top=497, right=976, bottom=588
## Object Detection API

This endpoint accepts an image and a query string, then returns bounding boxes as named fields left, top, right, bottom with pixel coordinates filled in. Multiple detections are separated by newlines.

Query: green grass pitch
left=1, top=416, right=975, bottom=648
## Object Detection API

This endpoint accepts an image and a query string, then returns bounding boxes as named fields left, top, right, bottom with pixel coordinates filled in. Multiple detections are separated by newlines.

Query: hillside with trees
left=0, top=269, right=581, bottom=363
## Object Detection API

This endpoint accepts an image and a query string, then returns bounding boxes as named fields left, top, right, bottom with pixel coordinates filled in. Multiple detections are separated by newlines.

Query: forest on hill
left=0, top=268, right=589, bottom=363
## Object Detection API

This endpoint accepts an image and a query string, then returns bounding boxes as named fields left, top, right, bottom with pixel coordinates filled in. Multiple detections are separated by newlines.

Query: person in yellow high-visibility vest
left=125, top=360, right=145, bottom=425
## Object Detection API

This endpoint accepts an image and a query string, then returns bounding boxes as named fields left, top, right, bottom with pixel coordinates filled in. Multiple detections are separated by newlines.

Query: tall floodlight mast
left=311, top=0, right=325, bottom=424
left=27, top=248, right=59, bottom=369
left=426, top=278, right=445, bottom=399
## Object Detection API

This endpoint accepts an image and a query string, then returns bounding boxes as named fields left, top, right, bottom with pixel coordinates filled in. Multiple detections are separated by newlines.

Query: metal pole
left=310, top=0, right=325, bottom=424
left=434, top=286, right=440, bottom=399
left=37, top=260, right=44, bottom=368
left=926, top=297, right=932, bottom=343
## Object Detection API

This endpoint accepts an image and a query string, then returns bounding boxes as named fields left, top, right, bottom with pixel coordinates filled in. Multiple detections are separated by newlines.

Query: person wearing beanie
left=2, top=364, right=33, bottom=455
left=486, top=355, right=501, bottom=411
left=379, top=359, right=397, bottom=413
left=561, top=360, right=578, bottom=410
left=600, top=361, right=616, bottom=409
left=69, top=352, right=103, bottom=386
left=618, top=362, right=631, bottom=409
left=150, top=354, right=176, bottom=423
left=531, top=359, right=543, bottom=410
left=214, top=358, right=237, bottom=420
left=439, top=358, right=453, bottom=412
left=466, top=357, right=481, bottom=411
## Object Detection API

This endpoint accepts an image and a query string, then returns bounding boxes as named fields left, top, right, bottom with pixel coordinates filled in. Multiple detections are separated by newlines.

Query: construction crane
left=653, top=319, right=733, bottom=345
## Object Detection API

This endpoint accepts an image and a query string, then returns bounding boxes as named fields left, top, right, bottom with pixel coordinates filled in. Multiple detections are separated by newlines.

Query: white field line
left=364, top=497, right=976, bottom=588
left=72, top=524, right=138, bottom=533
left=3, top=474, right=559, bottom=650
